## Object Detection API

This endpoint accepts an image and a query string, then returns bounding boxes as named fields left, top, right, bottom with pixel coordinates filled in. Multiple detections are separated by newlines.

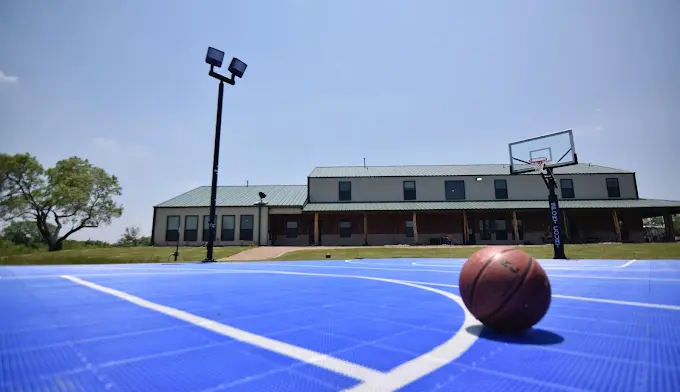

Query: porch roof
left=302, top=198, right=680, bottom=213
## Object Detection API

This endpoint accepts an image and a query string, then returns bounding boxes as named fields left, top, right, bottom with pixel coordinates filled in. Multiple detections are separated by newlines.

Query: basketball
left=459, top=246, right=551, bottom=333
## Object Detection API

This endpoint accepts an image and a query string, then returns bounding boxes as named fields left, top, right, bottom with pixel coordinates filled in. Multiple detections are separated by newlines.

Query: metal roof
left=308, top=163, right=632, bottom=178
left=302, top=198, right=680, bottom=212
left=155, top=185, right=307, bottom=208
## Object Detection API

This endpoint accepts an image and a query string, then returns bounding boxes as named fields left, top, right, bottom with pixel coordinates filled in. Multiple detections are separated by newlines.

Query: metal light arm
left=209, top=65, right=236, bottom=85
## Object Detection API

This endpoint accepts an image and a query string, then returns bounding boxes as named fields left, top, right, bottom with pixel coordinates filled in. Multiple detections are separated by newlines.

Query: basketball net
left=530, top=158, right=548, bottom=173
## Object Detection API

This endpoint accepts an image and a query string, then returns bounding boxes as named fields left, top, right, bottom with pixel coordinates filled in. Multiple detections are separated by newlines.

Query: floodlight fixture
left=206, top=47, right=225, bottom=68
left=228, top=58, right=247, bottom=79
left=258, top=191, right=267, bottom=200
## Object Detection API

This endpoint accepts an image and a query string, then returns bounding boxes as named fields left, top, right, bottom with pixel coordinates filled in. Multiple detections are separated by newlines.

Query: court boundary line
left=393, top=280, right=680, bottom=311
left=62, top=272, right=483, bottom=391
left=32, top=265, right=680, bottom=311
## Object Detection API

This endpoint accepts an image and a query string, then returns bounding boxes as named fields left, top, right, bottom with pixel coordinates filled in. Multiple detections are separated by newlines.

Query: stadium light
left=203, top=47, right=248, bottom=263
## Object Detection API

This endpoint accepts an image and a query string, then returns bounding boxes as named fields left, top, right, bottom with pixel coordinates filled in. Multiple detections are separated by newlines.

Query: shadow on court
left=466, top=325, right=565, bottom=345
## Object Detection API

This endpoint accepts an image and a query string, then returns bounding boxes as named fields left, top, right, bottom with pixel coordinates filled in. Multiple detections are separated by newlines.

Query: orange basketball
left=459, top=246, right=551, bottom=333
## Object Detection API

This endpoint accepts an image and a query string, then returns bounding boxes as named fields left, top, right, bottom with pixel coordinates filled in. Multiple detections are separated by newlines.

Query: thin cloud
left=0, top=70, right=18, bottom=84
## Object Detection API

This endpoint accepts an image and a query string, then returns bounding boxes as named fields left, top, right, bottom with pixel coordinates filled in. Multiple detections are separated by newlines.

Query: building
left=152, top=163, right=680, bottom=247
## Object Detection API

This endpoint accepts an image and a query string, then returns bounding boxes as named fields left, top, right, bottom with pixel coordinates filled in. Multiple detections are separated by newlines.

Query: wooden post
left=512, top=210, right=520, bottom=245
left=562, top=210, right=570, bottom=243
left=412, top=211, right=419, bottom=244
left=363, top=212, right=369, bottom=245
left=663, top=214, right=675, bottom=242
left=612, top=210, right=622, bottom=242
left=313, top=213, right=319, bottom=245
left=462, top=211, right=469, bottom=245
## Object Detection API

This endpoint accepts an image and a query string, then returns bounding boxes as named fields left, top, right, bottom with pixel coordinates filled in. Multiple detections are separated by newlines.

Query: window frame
left=444, top=180, right=466, bottom=200
left=202, top=215, right=212, bottom=242
left=239, top=214, right=255, bottom=241
left=494, top=179, right=508, bottom=200
left=184, top=215, right=199, bottom=242
left=606, top=178, right=621, bottom=198
left=405, top=220, right=414, bottom=238
left=339, top=219, right=352, bottom=238
left=560, top=178, right=575, bottom=199
left=166, top=215, right=180, bottom=242
left=221, top=215, right=235, bottom=241
left=338, top=181, right=352, bottom=201
left=285, top=221, right=298, bottom=238
left=494, top=219, right=508, bottom=241
left=403, top=181, right=416, bottom=201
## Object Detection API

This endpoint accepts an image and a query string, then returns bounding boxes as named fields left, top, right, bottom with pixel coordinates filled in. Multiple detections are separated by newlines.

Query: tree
left=0, top=153, right=123, bottom=251
left=117, top=225, right=149, bottom=246
left=0, top=220, right=56, bottom=247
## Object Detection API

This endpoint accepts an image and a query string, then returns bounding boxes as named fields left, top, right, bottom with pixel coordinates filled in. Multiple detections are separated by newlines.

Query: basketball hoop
left=530, top=158, right=548, bottom=172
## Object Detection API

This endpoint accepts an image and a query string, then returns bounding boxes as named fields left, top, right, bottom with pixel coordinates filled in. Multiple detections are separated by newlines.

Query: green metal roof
left=308, top=163, right=632, bottom=178
left=155, top=185, right=307, bottom=208
left=302, top=199, right=680, bottom=212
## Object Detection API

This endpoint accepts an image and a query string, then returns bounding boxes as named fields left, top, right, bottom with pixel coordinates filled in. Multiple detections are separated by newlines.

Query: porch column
left=562, top=210, right=570, bottom=243
left=612, top=210, right=622, bottom=242
left=462, top=211, right=469, bottom=245
left=663, top=214, right=675, bottom=242
left=512, top=210, right=520, bottom=245
left=412, top=211, right=419, bottom=244
left=363, top=212, right=369, bottom=245
left=314, top=213, right=319, bottom=245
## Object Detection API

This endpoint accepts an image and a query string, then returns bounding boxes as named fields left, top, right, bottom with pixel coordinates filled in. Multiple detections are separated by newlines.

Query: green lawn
left=274, top=243, right=680, bottom=261
left=0, top=246, right=250, bottom=265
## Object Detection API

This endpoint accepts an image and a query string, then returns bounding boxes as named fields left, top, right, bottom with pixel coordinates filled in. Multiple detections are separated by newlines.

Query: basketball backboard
left=508, top=129, right=578, bottom=174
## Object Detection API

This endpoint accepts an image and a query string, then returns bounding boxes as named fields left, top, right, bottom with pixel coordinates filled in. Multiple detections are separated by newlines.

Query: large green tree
left=0, top=153, right=123, bottom=251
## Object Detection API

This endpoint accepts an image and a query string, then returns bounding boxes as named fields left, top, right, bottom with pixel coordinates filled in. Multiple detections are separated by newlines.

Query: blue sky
left=1, top=1, right=678, bottom=242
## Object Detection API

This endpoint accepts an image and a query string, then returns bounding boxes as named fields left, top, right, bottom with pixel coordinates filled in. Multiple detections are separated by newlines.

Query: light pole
left=203, top=47, right=247, bottom=263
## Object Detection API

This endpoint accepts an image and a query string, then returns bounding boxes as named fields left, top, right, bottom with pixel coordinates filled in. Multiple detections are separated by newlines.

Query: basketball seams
left=467, top=248, right=515, bottom=310
left=485, top=253, right=535, bottom=325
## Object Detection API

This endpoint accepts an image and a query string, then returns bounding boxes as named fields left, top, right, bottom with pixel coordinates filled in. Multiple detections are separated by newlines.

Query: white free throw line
left=61, top=275, right=382, bottom=384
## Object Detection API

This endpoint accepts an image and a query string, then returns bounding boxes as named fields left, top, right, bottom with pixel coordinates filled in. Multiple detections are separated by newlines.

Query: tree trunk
left=48, top=241, right=63, bottom=251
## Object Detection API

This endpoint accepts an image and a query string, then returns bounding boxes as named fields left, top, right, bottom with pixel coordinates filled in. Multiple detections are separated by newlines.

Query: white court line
left=412, top=259, right=638, bottom=271
left=391, top=280, right=680, bottom=311
left=62, top=272, right=482, bottom=391
left=226, top=262, right=680, bottom=282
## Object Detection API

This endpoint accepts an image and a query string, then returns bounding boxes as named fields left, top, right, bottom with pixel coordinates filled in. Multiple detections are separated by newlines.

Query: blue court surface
left=2, top=257, right=680, bottom=392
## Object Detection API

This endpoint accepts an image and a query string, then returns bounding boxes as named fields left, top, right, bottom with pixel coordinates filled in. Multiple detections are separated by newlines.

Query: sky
left=1, top=1, right=678, bottom=242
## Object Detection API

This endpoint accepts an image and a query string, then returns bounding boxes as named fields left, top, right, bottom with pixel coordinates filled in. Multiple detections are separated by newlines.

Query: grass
left=274, top=243, right=680, bottom=261
left=2, top=243, right=679, bottom=266
left=0, top=246, right=251, bottom=265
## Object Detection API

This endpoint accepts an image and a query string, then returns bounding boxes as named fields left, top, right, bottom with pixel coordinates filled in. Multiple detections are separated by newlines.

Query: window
left=405, top=220, right=414, bottom=237
left=495, top=219, right=508, bottom=241
left=494, top=179, right=508, bottom=199
left=560, top=179, right=575, bottom=199
left=221, top=215, right=235, bottom=241
left=166, top=215, right=180, bottom=242
left=403, top=181, right=416, bottom=200
left=286, top=221, right=298, bottom=238
left=240, top=215, right=254, bottom=241
left=184, top=215, right=198, bottom=242
left=606, top=178, right=621, bottom=198
left=478, top=219, right=491, bottom=240
left=445, top=180, right=466, bottom=200
left=339, top=220, right=352, bottom=238
left=202, top=215, right=212, bottom=241
left=339, top=181, right=352, bottom=201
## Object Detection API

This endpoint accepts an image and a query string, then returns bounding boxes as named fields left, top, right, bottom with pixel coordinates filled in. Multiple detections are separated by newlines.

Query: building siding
left=153, top=206, right=269, bottom=247
left=308, top=173, right=638, bottom=203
